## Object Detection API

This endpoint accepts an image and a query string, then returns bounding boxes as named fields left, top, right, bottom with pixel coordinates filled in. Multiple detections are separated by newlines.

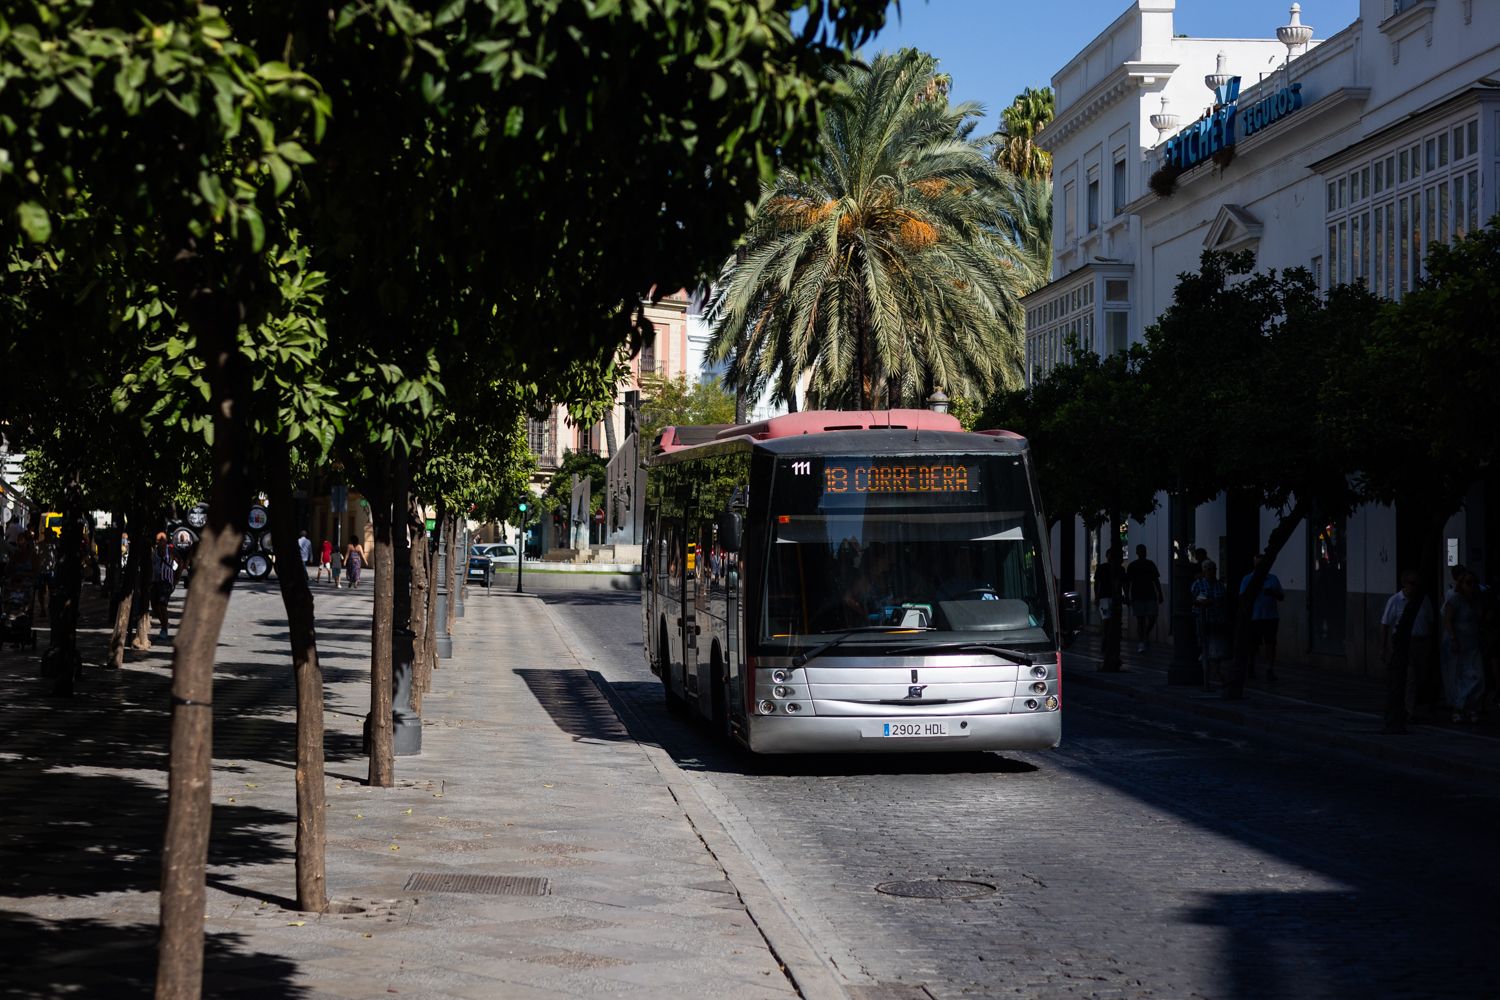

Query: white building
left=1025, top=0, right=1500, bottom=672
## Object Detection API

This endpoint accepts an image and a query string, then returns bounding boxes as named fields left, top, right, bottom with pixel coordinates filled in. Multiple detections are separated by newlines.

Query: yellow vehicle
left=41, top=512, right=64, bottom=537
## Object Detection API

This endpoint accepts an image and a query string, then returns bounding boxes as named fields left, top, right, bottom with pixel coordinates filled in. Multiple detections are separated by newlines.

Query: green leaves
left=17, top=201, right=51, bottom=242
left=708, top=48, right=1037, bottom=411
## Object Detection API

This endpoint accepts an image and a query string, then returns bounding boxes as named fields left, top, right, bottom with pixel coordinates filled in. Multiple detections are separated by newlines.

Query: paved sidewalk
left=0, top=580, right=804, bottom=999
left=1064, top=628, right=1500, bottom=786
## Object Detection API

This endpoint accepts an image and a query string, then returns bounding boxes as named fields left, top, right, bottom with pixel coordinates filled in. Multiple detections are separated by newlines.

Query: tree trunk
left=393, top=454, right=412, bottom=632
left=603, top=412, right=618, bottom=459
left=132, top=546, right=154, bottom=651
left=410, top=509, right=430, bottom=712
left=1225, top=498, right=1306, bottom=699
left=424, top=515, right=439, bottom=678
left=156, top=299, right=248, bottom=1000
left=444, top=514, right=458, bottom=641
left=49, top=486, right=85, bottom=695
left=108, top=509, right=143, bottom=669
left=366, top=459, right=395, bottom=788
left=267, top=453, right=328, bottom=914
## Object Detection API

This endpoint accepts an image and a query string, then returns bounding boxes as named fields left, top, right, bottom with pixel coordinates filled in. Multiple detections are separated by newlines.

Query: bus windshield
left=761, top=453, right=1053, bottom=650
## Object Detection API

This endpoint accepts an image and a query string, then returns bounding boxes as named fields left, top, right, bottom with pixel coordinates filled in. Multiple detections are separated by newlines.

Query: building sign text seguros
left=1163, top=77, right=1304, bottom=173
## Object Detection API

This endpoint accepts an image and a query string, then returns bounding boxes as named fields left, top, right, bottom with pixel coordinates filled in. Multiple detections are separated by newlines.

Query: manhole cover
left=404, top=872, right=548, bottom=896
left=874, top=879, right=997, bottom=899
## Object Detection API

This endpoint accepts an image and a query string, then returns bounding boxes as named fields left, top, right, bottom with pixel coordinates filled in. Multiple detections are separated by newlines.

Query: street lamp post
left=515, top=502, right=528, bottom=594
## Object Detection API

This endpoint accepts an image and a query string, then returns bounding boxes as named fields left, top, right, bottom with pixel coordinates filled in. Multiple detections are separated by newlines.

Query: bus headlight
left=758, top=700, right=777, bottom=715
left=784, top=703, right=802, bottom=713
left=1030, top=682, right=1047, bottom=694
left=1030, top=665, right=1047, bottom=679
left=1024, top=699, right=1039, bottom=711
left=772, top=669, right=790, bottom=683
left=1045, top=696, right=1060, bottom=711
left=773, top=686, right=794, bottom=699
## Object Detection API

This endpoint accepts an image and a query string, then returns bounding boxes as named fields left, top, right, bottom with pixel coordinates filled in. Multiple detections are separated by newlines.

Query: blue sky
left=867, top=0, right=1361, bottom=131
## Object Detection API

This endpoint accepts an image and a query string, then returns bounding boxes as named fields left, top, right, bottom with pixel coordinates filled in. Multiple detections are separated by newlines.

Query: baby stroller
left=2, top=571, right=38, bottom=650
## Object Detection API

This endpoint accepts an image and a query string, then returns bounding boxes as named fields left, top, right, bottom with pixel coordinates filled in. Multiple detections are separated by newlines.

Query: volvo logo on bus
left=907, top=685, right=928, bottom=699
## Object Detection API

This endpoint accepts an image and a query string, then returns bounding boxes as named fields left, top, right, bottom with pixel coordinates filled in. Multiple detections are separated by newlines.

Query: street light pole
left=515, top=502, right=528, bottom=594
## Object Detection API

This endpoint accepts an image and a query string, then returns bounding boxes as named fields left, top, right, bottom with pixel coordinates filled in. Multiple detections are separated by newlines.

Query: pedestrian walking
left=329, top=545, right=344, bottom=589
left=297, top=530, right=313, bottom=577
left=1441, top=570, right=1485, bottom=722
left=315, top=538, right=332, bottom=582
left=1125, top=544, right=1163, bottom=653
left=1095, top=546, right=1125, bottom=672
left=149, top=532, right=176, bottom=640
left=1239, top=552, right=1285, bottom=682
left=1191, top=560, right=1230, bottom=689
left=346, top=542, right=365, bottom=589
left=36, top=530, right=56, bottom=618
left=1380, top=572, right=1434, bottom=733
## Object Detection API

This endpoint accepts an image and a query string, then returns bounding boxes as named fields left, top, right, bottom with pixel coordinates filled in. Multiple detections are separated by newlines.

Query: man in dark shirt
left=1126, top=544, right=1164, bottom=653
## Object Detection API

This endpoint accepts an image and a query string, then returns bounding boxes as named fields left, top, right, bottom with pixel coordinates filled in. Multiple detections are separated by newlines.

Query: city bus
left=641, top=409, right=1078, bottom=754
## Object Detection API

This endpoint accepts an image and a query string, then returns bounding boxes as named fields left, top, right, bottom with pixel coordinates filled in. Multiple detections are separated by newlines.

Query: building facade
left=523, top=290, right=702, bottom=553
left=1026, top=0, right=1500, bottom=672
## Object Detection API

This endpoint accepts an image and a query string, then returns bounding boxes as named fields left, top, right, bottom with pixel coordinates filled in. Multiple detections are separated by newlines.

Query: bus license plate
left=865, top=720, right=967, bottom=738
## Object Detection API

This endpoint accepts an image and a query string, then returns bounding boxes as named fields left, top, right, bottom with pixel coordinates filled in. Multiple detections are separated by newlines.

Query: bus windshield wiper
left=791, top=626, right=933, bottom=667
left=901, top=641, right=1037, bottom=666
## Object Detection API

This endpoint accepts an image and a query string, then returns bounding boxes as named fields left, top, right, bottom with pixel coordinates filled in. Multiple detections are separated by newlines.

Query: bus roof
left=722, top=409, right=961, bottom=440
left=651, top=409, right=1029, bottom=463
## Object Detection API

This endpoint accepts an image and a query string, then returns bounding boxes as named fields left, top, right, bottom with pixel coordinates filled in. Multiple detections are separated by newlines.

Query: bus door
left=681, top=515, right=700, bottom=700
left=686, top=515, right=717, bottom=711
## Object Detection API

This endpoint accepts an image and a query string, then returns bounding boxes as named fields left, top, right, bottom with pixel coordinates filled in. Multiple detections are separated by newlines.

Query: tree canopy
left=707, top=48, right=1043, bottom=411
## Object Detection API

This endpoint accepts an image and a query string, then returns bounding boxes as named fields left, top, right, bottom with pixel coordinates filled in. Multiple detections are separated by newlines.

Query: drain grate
left=874, top=879, right=997, bottom=899
left=404, top=872, right=548, bottom=896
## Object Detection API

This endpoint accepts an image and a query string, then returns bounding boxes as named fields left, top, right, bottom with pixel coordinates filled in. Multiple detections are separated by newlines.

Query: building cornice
left=1022, top=260, right=1134, bottom=306
left=1308, top=84, right=1500, bottom=173
left=1039, top=61, right=1177, bottom=152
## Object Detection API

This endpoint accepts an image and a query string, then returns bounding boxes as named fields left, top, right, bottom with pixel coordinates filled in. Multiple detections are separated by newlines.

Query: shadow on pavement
left=0, top=770, right=292, bottom=900
left=538, top=590, right=640, bottom=609
left=0, top=910, right=310, bottom=999
left=514, top=668, right=632, bottom=743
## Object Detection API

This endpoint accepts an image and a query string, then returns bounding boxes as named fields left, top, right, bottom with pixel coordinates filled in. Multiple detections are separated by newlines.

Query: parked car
left=467, top=543, right=519, bottom=586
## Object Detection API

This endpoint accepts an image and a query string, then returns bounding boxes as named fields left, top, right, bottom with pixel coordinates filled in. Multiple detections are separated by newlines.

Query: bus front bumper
left=745, top=711, right=1060, bottom=754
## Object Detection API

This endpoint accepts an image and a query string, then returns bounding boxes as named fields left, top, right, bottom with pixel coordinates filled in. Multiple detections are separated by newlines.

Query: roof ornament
left=1277, top=3, right=1314, bottom=84
left=1150, top=95, right=1180, bottom=141
left=1277, top=4, right=1314, bottom=56
left=1205, top=50, right=1234, bottom=97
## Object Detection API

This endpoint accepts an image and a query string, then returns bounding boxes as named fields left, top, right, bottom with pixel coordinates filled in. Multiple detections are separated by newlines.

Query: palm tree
left=707, top=49, right=1043, bottom=411
left=992, top=86, right=1055, bottom=181
left=1006, top=173, right=1053, bottom=276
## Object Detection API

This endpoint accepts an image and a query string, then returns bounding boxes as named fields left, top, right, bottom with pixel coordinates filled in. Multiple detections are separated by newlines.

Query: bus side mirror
left=1060, top=591, right=1084, bottom=647
left=717, top=510, right=743, bottom=552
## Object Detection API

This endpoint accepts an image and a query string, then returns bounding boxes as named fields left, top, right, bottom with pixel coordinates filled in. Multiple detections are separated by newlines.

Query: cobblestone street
left=546, top=587, right=1500, bottom=1000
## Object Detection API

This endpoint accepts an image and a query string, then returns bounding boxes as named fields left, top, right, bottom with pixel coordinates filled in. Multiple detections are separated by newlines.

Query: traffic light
left=518, top=502, right=528, bottom=514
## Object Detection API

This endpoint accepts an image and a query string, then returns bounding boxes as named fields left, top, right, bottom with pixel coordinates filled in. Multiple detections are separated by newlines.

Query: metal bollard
left=454, top=528, right=467, bottom=619
left=392, top=626, right=422, bottom=755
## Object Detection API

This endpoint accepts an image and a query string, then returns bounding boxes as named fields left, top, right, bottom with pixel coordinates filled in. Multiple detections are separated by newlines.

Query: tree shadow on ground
left=0, top=770, right=294, bottom=900
left=0, top=910, right=310, bottom=999
left=538, top=590, right=640, bottom=609
left=1182, top=889, right=1497, bottom=999
left=513, top=668, right=632, bottom=743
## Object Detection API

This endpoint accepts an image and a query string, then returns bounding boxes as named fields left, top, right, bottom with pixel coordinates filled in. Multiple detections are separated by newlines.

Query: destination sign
left=822, top=463, right=975, bottom=495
